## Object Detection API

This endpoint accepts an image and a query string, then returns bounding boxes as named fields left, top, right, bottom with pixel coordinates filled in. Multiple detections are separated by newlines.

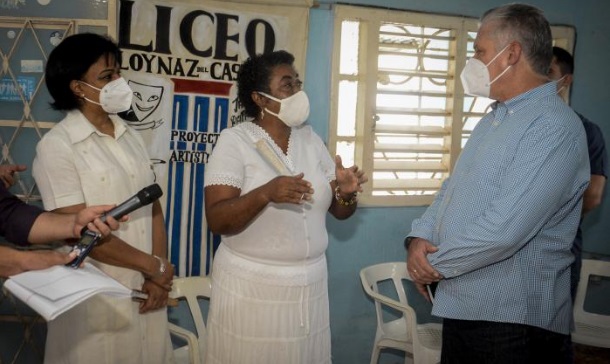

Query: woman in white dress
left=204, top=50, right=368, bottom=364
left=33, top=33, right=174, bottom=364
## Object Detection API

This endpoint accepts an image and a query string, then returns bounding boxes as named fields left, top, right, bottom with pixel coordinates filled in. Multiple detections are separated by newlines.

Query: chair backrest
left=360, top=262, right=415, bottom=342
left=573, top=259, right=610, bottom=328
left=171, top=276, right=212, bottom=353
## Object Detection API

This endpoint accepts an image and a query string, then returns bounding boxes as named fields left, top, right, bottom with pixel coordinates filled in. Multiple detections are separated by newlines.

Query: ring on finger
left=300, top=193, right=305, bottom=200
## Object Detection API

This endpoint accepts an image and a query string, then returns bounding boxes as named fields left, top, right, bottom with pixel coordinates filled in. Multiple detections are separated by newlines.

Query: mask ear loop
left=485, top=43, right=512, bottom=67
left=488, top=64, right=512, bottom=86
left=555, top=75, right=567, bottom=94
left=486, top=43, right=513, bottom=87
left=257, top=92, right=282, bottom=120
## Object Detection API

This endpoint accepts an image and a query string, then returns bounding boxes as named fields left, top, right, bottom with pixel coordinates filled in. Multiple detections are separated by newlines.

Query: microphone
left=100, top=183, right=162, bottom=223
left=69, top=183, right=163, bottom=268
left=80, top=183, right=163, bottom=236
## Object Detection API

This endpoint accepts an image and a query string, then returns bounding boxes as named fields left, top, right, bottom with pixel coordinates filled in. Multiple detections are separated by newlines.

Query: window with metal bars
left=329, top=5, right=575, bottom=206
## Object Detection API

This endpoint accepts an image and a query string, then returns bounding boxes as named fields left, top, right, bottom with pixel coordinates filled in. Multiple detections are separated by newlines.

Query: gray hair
left=481, top=3, right=552, bottom=76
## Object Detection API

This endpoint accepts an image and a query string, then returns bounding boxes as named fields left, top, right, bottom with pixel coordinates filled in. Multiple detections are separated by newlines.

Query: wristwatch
left=404, top=236, right=415, bottom=250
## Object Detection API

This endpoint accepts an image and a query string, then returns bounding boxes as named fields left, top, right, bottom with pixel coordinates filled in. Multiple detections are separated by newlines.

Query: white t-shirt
left=204, top=122, right=336, bottom=263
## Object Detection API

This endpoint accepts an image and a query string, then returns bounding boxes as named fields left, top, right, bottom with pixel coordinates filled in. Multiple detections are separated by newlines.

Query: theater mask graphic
left=121, top=80, right=165, bottom=130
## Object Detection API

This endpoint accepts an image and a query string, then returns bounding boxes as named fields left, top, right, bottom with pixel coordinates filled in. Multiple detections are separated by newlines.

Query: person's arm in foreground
left=0, top=246, right=77, bottom=277
left=54, top=203, right=174, bottom=293
left=1, top=205, right=122, bottom=277
left=28, top=205, right=121, bottom=243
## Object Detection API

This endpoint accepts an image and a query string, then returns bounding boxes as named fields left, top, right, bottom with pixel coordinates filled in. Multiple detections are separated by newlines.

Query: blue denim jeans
left=441, top=319, right=571, bottom=364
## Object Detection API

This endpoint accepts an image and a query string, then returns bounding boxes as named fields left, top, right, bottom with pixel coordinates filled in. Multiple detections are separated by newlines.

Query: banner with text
left=118, top=0, right=310, bottom=276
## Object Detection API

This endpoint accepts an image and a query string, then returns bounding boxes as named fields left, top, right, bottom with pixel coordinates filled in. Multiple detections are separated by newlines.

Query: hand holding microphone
left=67, top=183, right=163, bottom=268
left=73, top=205, right=122, bottom=239
left=79, top=183, right=163, bottom=236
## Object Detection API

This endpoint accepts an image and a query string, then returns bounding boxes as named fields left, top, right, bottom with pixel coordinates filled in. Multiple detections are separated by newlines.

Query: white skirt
left=205, top=244, right=331, bottom=364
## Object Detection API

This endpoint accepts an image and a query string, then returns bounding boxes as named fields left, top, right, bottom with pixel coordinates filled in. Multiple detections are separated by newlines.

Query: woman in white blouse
left=33, top=33, right=174, bottom=364
left=204, top=50, right=368, bottom=364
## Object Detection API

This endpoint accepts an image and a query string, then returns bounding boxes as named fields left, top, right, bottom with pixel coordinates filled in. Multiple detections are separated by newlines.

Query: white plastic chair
left=168, top=276, right=212, bottom=364
left=572, top=259, right=610, bottom=348
left=360, top=262, right=442, bottom=364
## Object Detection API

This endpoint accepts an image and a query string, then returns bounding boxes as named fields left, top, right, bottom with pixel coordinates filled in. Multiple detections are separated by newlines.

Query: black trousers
left=441, top=319, right=571, bottom=364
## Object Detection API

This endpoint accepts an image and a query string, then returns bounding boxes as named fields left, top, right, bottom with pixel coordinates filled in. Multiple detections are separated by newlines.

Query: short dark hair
left=482, top=3, right=552, bottom=76
left=45, top=33, right=122, bottom=111
left=236, top=50, right=295, bottom=118
left=552, top=46, right=574, bottom=76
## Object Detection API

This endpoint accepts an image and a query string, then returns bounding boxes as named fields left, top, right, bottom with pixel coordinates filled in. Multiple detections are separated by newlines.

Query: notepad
left=4, top=263, right=134, bottom=321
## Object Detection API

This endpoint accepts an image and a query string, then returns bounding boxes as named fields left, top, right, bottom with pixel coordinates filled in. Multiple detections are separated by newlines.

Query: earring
left=260, top=108, right=265, bottom=120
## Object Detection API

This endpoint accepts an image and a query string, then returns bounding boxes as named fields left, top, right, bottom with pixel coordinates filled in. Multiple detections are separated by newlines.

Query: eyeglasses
left=279, top=79, right=303, bottom=92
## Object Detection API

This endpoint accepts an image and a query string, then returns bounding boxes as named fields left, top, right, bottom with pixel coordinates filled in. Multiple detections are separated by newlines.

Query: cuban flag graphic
left=165, top=79, right=232, bottom=277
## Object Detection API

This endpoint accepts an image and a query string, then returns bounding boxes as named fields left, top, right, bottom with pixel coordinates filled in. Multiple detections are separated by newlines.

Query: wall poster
left=117, top=0, right=310, bottom=276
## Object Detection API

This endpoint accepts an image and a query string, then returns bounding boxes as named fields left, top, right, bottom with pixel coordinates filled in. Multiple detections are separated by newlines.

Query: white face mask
left=460, top=44, right=512, bottom=98
left=258, top=90, right=310, bottom=127
left=80, top=77, right=133, bottom=114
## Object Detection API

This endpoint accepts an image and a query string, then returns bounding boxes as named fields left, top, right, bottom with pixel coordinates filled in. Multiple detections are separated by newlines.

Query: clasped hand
left=139, top=279, right=169, bottom=313
left=406, top=237, right=443, bottom=301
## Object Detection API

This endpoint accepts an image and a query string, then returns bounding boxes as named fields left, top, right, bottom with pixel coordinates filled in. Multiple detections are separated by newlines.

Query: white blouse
left=33, top=110, right=155, bottom=285
left=32, top=110, right=172, bottom=364
left=204, top=122, right=336, bottom=264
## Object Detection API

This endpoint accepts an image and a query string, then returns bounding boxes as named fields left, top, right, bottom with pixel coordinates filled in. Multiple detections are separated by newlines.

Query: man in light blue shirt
left=405, top=4, right=589, bottom=363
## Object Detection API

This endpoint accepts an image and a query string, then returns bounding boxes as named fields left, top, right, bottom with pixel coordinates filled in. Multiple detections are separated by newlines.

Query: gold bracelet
left=335, top=186, right=357, bottom=206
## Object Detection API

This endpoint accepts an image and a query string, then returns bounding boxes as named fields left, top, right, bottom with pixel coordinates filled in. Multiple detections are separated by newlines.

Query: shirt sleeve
left=408, top=177, right=451, bottom=243
left=204, top=128, right=245, bottom=189
left=32, top=131, right=85, bottom=210
left=429, top=119, right=589, bottom=277
left=0, top=184, right=44, bottom=245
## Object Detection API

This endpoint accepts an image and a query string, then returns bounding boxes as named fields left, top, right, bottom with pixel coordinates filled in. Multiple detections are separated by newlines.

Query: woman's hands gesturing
left=263, top=173, right=314, bottom=204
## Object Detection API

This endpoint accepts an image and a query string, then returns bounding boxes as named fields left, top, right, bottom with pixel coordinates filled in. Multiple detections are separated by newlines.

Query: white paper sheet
left=4, top=263, right=132, bottom=321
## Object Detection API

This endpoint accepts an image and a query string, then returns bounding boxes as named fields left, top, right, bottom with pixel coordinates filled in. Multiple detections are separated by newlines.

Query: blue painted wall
left=305, top=1, right=610, bottom=363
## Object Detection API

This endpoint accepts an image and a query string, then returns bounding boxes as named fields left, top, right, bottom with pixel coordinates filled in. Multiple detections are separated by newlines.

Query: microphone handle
left=100, top=195, right=144, bottom=222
